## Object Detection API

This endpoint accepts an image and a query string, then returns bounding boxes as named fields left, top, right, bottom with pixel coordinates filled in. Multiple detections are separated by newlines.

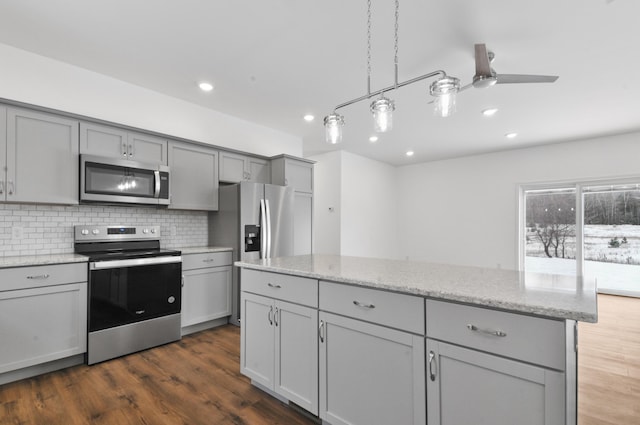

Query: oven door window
left=89, top=262, right=181, bottom=332
left=85, top=162, right=156, bottom=198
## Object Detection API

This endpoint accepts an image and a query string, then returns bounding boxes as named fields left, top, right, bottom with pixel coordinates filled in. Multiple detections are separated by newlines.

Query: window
left=520, top=179, right=640, bottom=297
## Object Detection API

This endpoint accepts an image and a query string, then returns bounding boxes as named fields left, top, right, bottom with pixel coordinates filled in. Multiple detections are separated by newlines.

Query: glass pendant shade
left=324, top=113, right=345, bottom=144
left=430, top=76, right=460, bottom=118
left=370, top=96, right=395, bottom=133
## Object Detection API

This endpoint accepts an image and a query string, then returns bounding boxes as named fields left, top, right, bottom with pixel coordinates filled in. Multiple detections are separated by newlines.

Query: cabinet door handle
left=268, top=305, right=274, bottom=325
left=284, top=178, right=288, bottom=186
left=128, top=144, right=133, bottom=157
left=181, top=275, right=185, bottom=287
left=466, top=324, right=507, bottom=338
left=353, top=300, right=375, bottom=309
left=0, top=181, right=3, bottom=195
left=8, top=181, right=14, bottom=195
left=122, top=143, right=127, bottom=157
left=27, top=274, right=50, bottom=280
left=428, top=351, right=437, bottom=382
left=274, top=307, right=279, bottom=327
left=267, top=283, right=282, bottom=289
left=319, top=320, right=325, bottom=343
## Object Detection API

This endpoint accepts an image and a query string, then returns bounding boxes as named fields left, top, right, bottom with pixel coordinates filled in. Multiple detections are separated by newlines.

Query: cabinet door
left=274, top=300, right=318, bottom=415
left=168, top=141, right=219, bottom=210
left=427, top=339, right=565, bottom=425
left=219, top=151, right=247, bottom=183
left=7, top=108, right=79, bottom=204
left=240, top=292, right=275, bottom=389
left=293, top=192, right=313, bottom=255
left=247, top=157, right=270, bottom=183
left=0, top=283, right=87, bottom=374
left=284, top=159, right=313, bottom=193
left=79, top=122, right=128, bottom=159
left=319, top=312, right=425, bottom=425
left=128, top=132, right=167, bottom=164
left=182, top=266, right=232, bottom=327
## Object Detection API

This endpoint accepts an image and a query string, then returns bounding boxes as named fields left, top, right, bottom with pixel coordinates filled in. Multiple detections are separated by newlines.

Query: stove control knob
left=81, top=229, right=89, bottom=236
left=92, top=229, right=100, bottom=235
left=150, top=228, right=156, bottom=234
left=143, top=228, right=149, bottom=234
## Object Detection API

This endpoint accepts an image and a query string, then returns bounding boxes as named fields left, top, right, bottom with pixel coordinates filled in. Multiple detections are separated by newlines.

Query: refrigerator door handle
left=265, top=199, right=272, bottom=258
left=260, top=199, right=267, bottom=258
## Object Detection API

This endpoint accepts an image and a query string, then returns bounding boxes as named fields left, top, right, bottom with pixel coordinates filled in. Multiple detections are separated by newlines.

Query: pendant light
left=323, top=0, right=461, bottom=144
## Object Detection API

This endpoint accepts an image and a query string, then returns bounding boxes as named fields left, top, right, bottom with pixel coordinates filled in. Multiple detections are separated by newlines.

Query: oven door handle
left=90, top=256, right=182, bottom=270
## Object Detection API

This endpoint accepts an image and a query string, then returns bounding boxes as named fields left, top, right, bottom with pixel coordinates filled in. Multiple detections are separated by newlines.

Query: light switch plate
left=11, top=226, right=24, bottom=241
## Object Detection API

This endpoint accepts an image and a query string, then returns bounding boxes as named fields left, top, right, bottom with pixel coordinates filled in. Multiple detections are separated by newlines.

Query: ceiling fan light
left=324, top=113, right=345, bottom=144
left=370, top=96, right=395, bottom=133
left=430, top=76, right=460, bottom=118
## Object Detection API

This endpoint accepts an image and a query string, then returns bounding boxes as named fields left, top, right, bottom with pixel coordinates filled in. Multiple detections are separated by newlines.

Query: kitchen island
left=236, top=254, right=597, bottom=425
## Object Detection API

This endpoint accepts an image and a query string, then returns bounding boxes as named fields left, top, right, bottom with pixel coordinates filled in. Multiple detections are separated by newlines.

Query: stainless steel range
left=74, top=225, right=182, bottom=365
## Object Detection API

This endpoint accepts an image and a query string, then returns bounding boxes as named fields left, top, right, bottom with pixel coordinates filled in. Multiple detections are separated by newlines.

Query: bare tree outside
left=526, top=190, right=576, bottom=259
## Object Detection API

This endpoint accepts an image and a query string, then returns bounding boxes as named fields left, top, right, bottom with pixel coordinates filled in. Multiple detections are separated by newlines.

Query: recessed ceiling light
left=303, top=114, right=315, bottom=122
left=505, top=132, right=518, bottom=139
left=369, top=136, right=378, bottom=143
left=406, top=150, right=414, bottom=157
left=199, top=82, right=214, bottom=92
left=482, top=108, right=498, bottom=116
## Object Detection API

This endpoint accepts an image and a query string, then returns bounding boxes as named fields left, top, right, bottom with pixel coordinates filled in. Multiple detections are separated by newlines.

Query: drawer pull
left=202, top=258, right=215, bottom=263
left=467, top=323, right=507, bottom=338
left=353, top=300, right=375, bottom=309
left=26, top=274, right=50, bottom=280
left=428, top=351, right=437, bottom=381
left=267, top=283, right=282, bottom=289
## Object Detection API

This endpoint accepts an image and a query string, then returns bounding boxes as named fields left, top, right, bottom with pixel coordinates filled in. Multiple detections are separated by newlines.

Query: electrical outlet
left=11, top=226, right=24, bottom=241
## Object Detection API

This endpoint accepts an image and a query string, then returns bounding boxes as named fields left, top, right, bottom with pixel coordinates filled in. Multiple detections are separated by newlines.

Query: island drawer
left=0, top=263, right=87, bottom=292
left=182, top=251, right=232, bottom=270
left=242, top=269, right=318, bottom=307
left=426, top=299, right=566, bottom=370
left=319, top=281, right=424, bottom=335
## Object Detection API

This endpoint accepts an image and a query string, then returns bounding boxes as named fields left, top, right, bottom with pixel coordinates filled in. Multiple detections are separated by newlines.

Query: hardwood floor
left=1, top=294, right=637, bottom=424
left=0, top=325, right=316, bottom=425
left=578, top=294, right=640, bottom=425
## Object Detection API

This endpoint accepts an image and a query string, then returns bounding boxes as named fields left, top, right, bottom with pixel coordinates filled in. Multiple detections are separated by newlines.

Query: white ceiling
left=0, top=0, right=638, bottom=166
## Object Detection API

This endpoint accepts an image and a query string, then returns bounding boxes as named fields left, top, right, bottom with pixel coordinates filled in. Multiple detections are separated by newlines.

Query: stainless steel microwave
left=80, top=155, right=170, bottom=206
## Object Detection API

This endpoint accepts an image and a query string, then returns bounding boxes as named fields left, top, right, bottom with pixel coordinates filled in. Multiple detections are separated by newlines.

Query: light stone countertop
left=178, top=246, right=233, bottom=255
left=235, top=254, right=598, bottom=323
left=0, top=253, right=89, bottom=269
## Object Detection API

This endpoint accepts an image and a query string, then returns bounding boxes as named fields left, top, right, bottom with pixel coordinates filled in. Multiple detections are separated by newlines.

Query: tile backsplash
left=0, top=204, right=208, bottom=257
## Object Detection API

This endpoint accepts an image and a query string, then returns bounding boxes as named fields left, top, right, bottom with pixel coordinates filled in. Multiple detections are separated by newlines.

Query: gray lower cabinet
left=168, top=141, right=219, bottom=210
left=181, top=252, right=232, bottom=332
left=80, top=122, right=167, bottom=165
left=426, top=339, right=565, bottom=425
left=319, top=311, right=425, bottom=425
left=0, top=263, right=87, bottom=383
left=240, top=269, right=319, bottom=415
left=1, top=107, right=79, bottom=204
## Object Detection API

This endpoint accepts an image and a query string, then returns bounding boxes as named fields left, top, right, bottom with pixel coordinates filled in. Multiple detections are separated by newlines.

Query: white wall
left=396, top=132, right=640, bottom=270
left=310, top=150, right=399, bottom=259
left=0, top=43, right=302, bottom=157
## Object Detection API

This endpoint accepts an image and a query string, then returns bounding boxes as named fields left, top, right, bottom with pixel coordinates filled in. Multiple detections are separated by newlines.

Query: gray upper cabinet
left=168, top=141, right=219, bottom=211
left=220, top=151, right=270, bottom=183
left=271, top=155, right=314, bottom=193
left=80, top=122, right=167, bottom=165
left=1, top=107, right=79, bottom=205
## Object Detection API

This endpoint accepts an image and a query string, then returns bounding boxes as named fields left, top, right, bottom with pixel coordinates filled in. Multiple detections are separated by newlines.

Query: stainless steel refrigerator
left=209, top=182, right=294, bottom=325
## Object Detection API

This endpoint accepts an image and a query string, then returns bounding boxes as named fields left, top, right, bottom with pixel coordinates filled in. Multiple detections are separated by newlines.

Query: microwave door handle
left=154, top=171, right=160, bottom=198
left=260, top=199, right=267, bottom=259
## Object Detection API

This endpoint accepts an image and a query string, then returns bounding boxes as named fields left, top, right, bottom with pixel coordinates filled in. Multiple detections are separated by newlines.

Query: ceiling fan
left=461, top=43, right=559, bottom=91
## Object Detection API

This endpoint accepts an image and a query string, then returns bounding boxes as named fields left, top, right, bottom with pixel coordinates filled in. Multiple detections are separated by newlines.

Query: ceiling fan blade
left=496, top=74, right=559, bottom=84
left=474, top=44, right=492, bottom=77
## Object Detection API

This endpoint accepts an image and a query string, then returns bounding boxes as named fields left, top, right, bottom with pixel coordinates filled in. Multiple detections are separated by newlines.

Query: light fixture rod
left=334, top=70, right=447, bottom=111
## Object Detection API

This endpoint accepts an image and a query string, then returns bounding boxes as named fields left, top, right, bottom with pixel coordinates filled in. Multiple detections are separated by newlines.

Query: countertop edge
left=235, top=261, right=598, bottom=323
